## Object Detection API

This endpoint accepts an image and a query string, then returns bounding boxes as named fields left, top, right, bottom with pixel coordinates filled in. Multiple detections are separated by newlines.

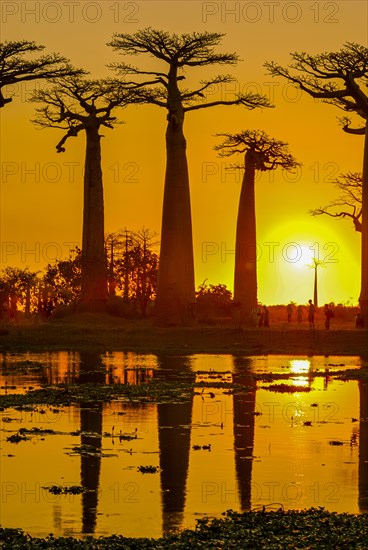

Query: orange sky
left=1, top=0, right=367, bottom=305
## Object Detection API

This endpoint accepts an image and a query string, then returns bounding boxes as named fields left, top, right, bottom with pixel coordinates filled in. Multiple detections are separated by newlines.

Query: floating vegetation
left=0, top=508, right=367, bottom=548
left=42, top=485, right=86, bottom=495
left=18, top=427, right=57, bottom=435
left=192, top=444, right=211, bottom=451
left=137, top=465, right=158, bottom=474
left=2, top=416, right=17, bottom=422
left=0, top=378, right=250, bottom=410
left=6, top=433, right=29, bottom=443
left=66, top=444, right=117, bottom=458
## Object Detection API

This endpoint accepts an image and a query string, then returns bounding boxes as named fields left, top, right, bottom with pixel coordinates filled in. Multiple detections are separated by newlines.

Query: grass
left=0, top=313, right=367, bottom=356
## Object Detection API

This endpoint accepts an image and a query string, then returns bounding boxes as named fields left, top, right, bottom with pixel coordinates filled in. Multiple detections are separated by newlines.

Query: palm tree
left=306, top=258, right=326, bottom=308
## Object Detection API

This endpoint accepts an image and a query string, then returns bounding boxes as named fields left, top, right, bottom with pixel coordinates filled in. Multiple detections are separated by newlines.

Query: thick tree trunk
left=155, top=99, right=195, bottom=324
left=359, top=123, right=368, bottom=327
left=234, top=152, right=258, bottom=320
left=77, top=126, right=107, bottom=313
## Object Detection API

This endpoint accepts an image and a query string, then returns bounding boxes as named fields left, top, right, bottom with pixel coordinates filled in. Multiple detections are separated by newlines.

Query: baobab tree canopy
left=0, top=40, right=81, bottom=108
left=215, top=130, right=298, bottom=171
left=109, top=29, right=271, bottom=112
left=265, top=43, right=368, bottom=124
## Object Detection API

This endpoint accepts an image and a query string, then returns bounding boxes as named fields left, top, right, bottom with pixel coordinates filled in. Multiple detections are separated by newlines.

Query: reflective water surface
left=1, top=352, right=367, bottom=538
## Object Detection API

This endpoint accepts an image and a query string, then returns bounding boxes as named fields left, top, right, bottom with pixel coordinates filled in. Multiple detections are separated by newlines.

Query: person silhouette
left=308, top=299, right=315, bottom=328
left=263, top=306, right=270, bottom=328
left=324, top=303, right=334, bottom=330
left=297, top=305, right=303, bottom=323
left=355, top=312, right=364, bottom=328
left=286, top=303, right=293, bottom=322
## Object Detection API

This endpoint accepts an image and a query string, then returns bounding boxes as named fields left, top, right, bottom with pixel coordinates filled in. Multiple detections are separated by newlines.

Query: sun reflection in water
left=289, top=359, right=311, bottom=388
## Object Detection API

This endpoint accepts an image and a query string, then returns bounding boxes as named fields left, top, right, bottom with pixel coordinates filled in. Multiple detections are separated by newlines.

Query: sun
left=292, top=244, right=319, bottom=270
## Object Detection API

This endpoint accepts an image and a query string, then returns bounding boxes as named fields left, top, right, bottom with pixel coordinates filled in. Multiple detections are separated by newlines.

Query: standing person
left=286, top=303, right=293, bottom=322
left=258, top=307, right=264, bottom=327
left=297, top=305, right=303, bottom=323
left=308, top=299, right=315, bottom=328
left=355, top=312, right=364, bottom=328
left=324, top=303, right=334, bottom=330
left=263, top=305, right=270, bottom=328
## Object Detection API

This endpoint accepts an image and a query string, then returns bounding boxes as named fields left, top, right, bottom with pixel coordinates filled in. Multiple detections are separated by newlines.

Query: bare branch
left=265, top=43, right=368, bottom=120
left=31, top=75, right=144, bottom=151
left=309, top=171, right=363, bottom=232
left=0, top=40, right=84, bottom=107
left=185, top=93, right=272, bottom=112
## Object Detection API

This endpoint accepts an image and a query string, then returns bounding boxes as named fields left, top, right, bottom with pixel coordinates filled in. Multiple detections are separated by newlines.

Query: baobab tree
left=0, top=40, right=81, bottom=108
left=265, top=42, right=368, bottom=326
left=310, top=172, right=362, bottom=233
left=109, top=29, right=271, bottom=324
left=215, top=130, right=298, bottom=320
left=32, top=76, right=143, bottom=313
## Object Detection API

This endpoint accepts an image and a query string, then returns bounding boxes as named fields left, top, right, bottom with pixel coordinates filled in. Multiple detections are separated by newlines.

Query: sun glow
left=289, top=360, right=311, bottom=374
left=289, top=359, right=311, bottom=388
left=292, top=245, right=319, bottom=270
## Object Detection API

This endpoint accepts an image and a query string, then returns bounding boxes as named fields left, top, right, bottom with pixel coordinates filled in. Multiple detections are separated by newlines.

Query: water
left=1, top=352, right=367, bottom=539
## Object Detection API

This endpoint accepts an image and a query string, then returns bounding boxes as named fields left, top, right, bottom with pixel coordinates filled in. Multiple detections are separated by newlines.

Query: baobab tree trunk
left=155, top=105, right=196, bottom=324
left=234, top=152, right=258, bottom=320
left=359, top=123, right=368, bottom=327
left=77, top=126, right=107, bottom=313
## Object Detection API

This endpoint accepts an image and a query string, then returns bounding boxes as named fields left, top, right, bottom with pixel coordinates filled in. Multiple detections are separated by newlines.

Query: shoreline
left=0, top=315, right=367, bottom=356
left=1, top=508, right=367, bottom=548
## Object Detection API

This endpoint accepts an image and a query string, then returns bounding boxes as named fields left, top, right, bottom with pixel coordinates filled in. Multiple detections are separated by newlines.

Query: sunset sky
left=1, top=0, right=367, bottom=305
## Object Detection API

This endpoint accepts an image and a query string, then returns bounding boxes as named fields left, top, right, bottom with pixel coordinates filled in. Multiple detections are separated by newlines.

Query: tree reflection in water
left=155, top=355, right=195, bottom=535
left=232, top=356, right=256, bottom=510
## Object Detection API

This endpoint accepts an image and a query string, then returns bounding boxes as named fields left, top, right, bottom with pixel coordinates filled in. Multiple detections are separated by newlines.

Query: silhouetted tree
left=109, top=29, right=271, bottom=324
left=44, top=247, right=82, bottom=307
left=105, top=232, right=123, bottom=297
left=0, top=40, right=81, bottom=108
left=32, top=76, right=144, bottom=313
left=310, top=172, right=362, bottom=232
left=0, top=267, right=40, bottom=317
left=196, top=280, right=232, bottom=320
left=306, top=258, right=326, bottom=308
left=215, top=130, right=298, bottom=319
left=265, top=42, right=368, bottom=326
left=130, top=228, right=159, bottom=317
